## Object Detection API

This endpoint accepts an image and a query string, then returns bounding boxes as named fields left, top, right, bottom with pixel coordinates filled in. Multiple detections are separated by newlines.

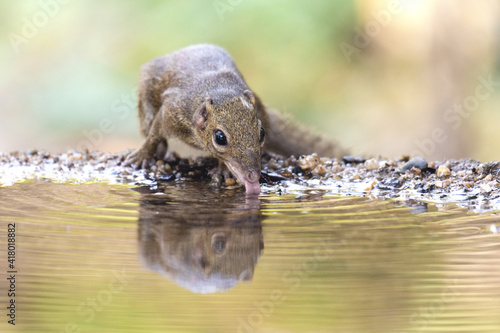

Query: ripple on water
left=0, top=180, right=499, bottom=332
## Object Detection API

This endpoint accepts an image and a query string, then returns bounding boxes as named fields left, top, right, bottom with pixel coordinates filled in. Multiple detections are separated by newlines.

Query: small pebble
left=436, top=165, right=451, bottom=178
left=351, top=173, right=361, bottom=180
left=312, top=165, right=326, bottom=177
left=284, top=156, right=297, bottom=168
left=402, top=157, right=428, bottom=172
left=360, top=180, right=376, bottom=191
left=364, top=159, right=379, bottom=171
left=323, top=159, right=333, bottom=167
left=435, top=180, right=450, bottom=188
left=410, top=167, right=421, bottom=175
left=298, top=154, right=319, bottom=171
left=343, top=156, right=366, bottom=164
left=331, top=165, right=343, bottom=173
left=480, top=183, right=492, bottom=193
left=225, top=178, right=236, bottom=186
left=267, top=162, right=279, bottom=171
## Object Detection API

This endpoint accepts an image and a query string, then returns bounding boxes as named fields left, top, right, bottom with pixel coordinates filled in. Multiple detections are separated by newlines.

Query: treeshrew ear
left=193, top=98, right=211, bottom=130
left=243, top=90, right=256, bottom=105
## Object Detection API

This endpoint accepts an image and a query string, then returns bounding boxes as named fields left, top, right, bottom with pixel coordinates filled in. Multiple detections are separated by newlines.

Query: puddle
left=0, top=180, right=500, bottom=332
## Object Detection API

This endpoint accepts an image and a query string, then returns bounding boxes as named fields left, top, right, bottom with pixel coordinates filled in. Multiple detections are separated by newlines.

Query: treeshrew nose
left=246, top=170, right=260, bottom=183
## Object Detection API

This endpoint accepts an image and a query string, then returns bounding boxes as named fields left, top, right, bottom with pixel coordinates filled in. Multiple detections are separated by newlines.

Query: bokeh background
left=1, top=0, right=500, bottom=161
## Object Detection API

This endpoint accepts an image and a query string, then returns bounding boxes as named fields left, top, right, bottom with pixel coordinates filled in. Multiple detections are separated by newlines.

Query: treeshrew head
left=193, top=89, right=265, bottom=193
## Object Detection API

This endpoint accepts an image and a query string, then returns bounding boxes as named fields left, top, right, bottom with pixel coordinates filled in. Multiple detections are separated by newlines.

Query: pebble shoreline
left=1, top=150, right=500, bottom=212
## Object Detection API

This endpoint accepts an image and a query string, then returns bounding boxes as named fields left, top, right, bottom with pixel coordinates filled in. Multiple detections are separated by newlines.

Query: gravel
left=1, top=149, right=500, bottom=212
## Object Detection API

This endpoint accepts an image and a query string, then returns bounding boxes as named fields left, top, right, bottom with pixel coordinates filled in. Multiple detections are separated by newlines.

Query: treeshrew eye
left=260, top=127, right=266, bottom=143
left=212, top=236, right=226, bottom=253
left=214, top=130, right=227, bottom=146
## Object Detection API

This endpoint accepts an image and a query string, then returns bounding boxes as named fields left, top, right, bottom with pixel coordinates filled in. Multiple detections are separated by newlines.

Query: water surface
left=1, top=180, right=499, bottom=332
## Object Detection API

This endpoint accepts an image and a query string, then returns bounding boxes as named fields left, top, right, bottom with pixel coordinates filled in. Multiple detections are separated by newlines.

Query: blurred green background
left=1, top=0, right=499, bottom=161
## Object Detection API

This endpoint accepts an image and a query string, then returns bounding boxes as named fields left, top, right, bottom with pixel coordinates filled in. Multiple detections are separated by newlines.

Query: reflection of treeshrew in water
left=137, top=187, right=264, bottom=293
left=125, top=44, right=344, bottom=194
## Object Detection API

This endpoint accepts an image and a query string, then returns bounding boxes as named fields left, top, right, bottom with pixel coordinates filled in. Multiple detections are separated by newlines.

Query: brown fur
left=137, top=190, right=264, bottom=293
left=265, top=107, right=346, bottom=158
left=125, top=44, right=343, bottom=190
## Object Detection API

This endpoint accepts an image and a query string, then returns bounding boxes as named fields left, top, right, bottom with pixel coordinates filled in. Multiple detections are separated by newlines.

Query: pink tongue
left=244, top=181, right=261, bottom=195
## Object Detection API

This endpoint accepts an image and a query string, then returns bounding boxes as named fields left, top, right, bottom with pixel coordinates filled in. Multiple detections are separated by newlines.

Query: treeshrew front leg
left=124, top=115, right=166, bottom=169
